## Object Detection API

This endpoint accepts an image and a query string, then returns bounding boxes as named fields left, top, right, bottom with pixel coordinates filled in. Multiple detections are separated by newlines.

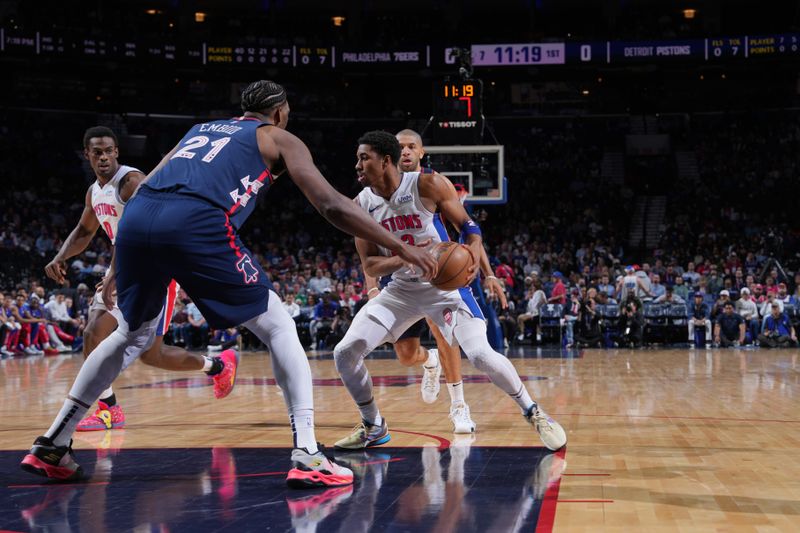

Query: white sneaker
left=286, top=447, right=354, bottom=488
left=24, top=346, right=38, bottom=355
left=421, top=349, right=441, bottom=404
left=516, top=333, right=524, bottom=341
left=524, top=403, right=567, bottom=451
left=449, top=402, right=476, bottom=434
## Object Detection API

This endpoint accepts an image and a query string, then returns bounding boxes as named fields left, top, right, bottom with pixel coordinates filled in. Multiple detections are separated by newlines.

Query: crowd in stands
left=1, top=110, right=798, bottom=355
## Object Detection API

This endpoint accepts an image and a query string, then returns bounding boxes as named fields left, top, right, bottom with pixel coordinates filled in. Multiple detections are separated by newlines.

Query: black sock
left=205, top=357, right=224, bottom=376
left=101, top=393, right=117, bottom=407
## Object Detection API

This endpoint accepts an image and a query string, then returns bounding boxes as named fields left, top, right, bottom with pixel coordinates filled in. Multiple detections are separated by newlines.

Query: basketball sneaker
left=449, top=402, right=476, bottom=434
left=76, top=401, right=125, bottom=431
left=334, top=419, right=391, bottom=450
left=286, top=446, right=355, bottom=489
left=421, top=349, right=441, bottom=404
left=524, top=403, right=566, bottom=451
left=20, top=436, right=83, bottom=481
left=212, top=349, right=240, bottom=399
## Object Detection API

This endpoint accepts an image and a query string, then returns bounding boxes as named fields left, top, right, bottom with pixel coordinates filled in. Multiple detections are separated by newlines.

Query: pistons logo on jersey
left=236, top=254, right=259, bottom=284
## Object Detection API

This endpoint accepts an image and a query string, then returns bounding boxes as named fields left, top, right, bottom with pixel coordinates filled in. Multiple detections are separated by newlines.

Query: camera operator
left=576, top=288, right=603, bottom=347
left=619, top=293, right=644, bottom=347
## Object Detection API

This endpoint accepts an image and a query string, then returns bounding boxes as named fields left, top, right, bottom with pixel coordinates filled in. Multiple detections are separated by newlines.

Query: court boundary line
left=535, top=446, right=567, bottom=533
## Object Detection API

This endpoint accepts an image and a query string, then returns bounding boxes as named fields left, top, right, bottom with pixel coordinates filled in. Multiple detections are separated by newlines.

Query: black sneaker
left=20, top=436, right=83, bottom=481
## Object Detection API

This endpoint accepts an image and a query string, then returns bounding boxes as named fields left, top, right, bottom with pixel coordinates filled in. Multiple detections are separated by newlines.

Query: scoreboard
left=2, top=28, right=799, bottom=69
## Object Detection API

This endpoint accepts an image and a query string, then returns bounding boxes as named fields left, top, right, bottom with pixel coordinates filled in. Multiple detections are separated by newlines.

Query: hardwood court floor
left=1, top=346, right=799, bottom=532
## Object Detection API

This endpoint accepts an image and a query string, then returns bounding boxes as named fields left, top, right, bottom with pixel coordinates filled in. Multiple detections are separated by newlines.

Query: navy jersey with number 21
left=145, top=117, right=275, bottom=229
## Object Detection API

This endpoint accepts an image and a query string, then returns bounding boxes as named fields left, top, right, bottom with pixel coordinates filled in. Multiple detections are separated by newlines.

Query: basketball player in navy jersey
left=44, top=126, right=237, bottom=433
left=361, top=129, right=508, bottom=435
left=22, top=81, right=436, bottom=488
left=334, top=131, right=566, bottom=452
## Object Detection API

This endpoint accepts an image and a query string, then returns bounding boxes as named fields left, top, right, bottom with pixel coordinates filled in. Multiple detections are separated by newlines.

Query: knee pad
left=333, top=335, right=369, bottom=373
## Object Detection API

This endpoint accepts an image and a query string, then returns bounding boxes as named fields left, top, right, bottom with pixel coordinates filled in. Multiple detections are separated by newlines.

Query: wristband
left=460, top=219, right=482, bottom=238
left=367, top=287, right=379, bottom=295
left=485, top=275, right=498, bottom=282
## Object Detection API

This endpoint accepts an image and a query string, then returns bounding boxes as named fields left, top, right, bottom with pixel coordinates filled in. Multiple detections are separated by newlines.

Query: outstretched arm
left=45, top=186, right=101, bottom=285
left=355, top=237, right=405, bottom=279
left=270, top=129, right=436, bottom=279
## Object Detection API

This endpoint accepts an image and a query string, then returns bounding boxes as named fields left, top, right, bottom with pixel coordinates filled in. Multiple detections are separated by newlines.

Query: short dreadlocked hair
left=240, top=80, right=287, bottom=113
left=83, top=126, right=117, bottom=148
left=357, top=130, right=401, bottom=165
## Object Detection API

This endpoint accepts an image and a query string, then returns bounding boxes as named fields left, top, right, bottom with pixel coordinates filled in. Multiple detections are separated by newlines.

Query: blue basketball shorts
left=115, top=188, right=270, bottom=331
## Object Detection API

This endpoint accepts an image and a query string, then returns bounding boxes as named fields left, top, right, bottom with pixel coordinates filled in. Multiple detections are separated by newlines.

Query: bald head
left=396, top=129, right=425, bottom=172
left=396, top=129, right=423, bottom=146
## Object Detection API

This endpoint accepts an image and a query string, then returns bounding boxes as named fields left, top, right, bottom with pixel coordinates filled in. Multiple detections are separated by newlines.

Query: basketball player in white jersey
left=361, top=129, right=508, bottom=434
left=334, top=131, right=566, bottom=451
left=44, top=126, right=238, bottom=431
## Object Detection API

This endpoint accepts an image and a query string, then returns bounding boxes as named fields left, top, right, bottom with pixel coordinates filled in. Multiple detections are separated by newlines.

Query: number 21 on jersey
left=171, top=136, right=231, bottom=163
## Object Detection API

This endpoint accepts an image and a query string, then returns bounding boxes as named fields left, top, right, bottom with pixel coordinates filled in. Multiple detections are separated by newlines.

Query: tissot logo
left=438, top=121, right=478, bottom=129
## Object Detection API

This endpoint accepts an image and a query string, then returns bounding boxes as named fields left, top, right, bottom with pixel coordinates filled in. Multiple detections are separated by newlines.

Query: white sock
left=291, top=409, right=318, bottom=453
left=447, top=381, right=464, bottom=405
left=99, top=386, right=114, bottom=400
left=423, top=349, right=436, bottom=368
left=202, top=356, right=213, bottom=372
left=46, top=398, right=90, bottom=447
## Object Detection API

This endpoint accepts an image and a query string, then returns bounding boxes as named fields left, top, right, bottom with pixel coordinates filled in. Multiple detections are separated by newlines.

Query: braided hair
left=240, top=80, right=287, bottom=114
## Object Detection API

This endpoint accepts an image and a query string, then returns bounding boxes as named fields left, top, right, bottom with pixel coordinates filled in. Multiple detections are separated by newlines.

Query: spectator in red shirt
left=764, top=276, right=779, bottom=296
left=548, top=271, right=567, bottom=305
left=495, top=257, right=515, bottom=290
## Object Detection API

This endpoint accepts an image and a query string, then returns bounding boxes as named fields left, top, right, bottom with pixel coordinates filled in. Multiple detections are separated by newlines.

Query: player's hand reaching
left=397, top=243, right=437, bottom=281
left=484, top=276, right=509, bottom=309
left=45, top=258, right=68, bottom=285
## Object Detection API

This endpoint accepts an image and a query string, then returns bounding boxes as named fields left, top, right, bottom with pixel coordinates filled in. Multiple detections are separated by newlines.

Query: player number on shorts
left=171, top=136, right=231, bottom=163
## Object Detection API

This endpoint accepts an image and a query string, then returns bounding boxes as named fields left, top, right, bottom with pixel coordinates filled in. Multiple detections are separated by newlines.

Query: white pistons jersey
left=91, top=164, right=139, bottom=244
left=355, top=171, right=441, bottom=282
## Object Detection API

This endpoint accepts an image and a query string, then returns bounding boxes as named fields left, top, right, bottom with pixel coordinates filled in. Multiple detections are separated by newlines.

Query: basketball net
left=454, top=183, right=469, bottom=205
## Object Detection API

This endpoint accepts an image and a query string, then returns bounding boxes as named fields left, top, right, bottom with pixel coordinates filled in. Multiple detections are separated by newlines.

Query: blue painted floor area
left=1, top=445, right=562, bottom=532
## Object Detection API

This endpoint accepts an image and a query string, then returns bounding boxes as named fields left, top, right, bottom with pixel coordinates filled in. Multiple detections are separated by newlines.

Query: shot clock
left=433, top=78, right=484, bottom=144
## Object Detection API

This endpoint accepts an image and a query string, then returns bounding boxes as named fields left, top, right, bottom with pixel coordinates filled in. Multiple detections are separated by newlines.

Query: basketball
left=430, top=241, right=475, bottom=291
